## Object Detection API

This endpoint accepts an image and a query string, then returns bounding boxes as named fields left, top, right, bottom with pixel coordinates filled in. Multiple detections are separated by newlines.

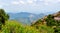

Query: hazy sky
left=0, top=0, right=60, bottom=14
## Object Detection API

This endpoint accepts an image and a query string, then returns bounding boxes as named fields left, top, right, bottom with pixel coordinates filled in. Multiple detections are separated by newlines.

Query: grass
left=0, top=20, right=40, bottom=33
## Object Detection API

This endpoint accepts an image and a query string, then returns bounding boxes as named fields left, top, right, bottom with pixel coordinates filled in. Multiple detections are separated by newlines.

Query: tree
left=0, top=9, right=9, bottom=30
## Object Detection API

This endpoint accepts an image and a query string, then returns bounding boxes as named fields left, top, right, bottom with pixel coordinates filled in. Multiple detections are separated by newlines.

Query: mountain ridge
left=8, top=12, right=46, bottom=25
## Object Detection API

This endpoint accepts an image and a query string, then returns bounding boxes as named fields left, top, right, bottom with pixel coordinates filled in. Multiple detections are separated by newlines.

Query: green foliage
left=0, top=9, right=9, bottom=30
left=47, top=14, right=54, bottom=19
left=44, top=14, right=60, bottom=33
left=0, top=9, right=9, bottom=21
left=33, top=24, right=54, bottom=33
left=0, top=9, right=40, bottom=33
left=32, top=19, right=43, bottom=26
left=0, top=9, right=60, bottom=33
left=39, top=25, right=54, bottom=33
left=54, top=27, right=60, bottom=33
left=0, top=21, right=40, bottom=33
left=45, top=14, right=55, bottom=26
left=32, top=14, right=60, bottom=33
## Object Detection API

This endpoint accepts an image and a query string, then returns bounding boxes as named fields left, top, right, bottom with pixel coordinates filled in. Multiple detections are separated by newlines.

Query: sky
left=0, top=0, right=60, bottom=14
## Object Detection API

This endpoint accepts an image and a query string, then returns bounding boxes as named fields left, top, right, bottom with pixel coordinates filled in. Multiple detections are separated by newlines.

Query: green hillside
left=32, top=11, right=60, bottom=33
left=0, top=9, right=60, bottom=33
left=0, top=20, right=39, bottom=33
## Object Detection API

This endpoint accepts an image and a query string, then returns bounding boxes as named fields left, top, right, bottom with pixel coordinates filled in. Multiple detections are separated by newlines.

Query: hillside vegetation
left=0, top=9, right=40, bottom=33
left=0, top=9, right=60, bottom=33
left=0, top=20, right=39, bottom=33
left=32, top=11, right=60, bottom=33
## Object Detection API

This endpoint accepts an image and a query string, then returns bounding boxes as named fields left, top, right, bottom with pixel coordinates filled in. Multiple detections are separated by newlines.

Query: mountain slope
left=8, top=12, right=45, bottom=25
left=31, top=11, right=60, bottom=33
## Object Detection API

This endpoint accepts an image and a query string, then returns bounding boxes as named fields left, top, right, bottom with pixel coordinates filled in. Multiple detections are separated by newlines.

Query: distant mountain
left=8, top=12, right=46, bottom=25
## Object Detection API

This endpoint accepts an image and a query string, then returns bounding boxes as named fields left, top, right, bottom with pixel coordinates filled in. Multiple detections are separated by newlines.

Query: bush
left=1, top=20, right=40, bottom=33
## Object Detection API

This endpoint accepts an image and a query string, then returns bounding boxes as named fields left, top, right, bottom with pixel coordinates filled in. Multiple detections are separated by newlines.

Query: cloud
left=40, top=0, right=43, bottom=1
left=11, top=1, right=26, bottom=5
left=44, top=2, right=49, bottom=5
left=34, top=0, right=37, bottom=1
left=43, top=0, right=59, bottom=5
left=11, top=0, right=37, bottom=5
left=58, top=0, right=60, bottom=1
left=27, top=0, right=34, bottom=4
left=44, top=0, right=60, bottom=3
left=19, top=1, right=25, bottom=4
left=57, top=0, right=60, bottom=2
left=0, top=0, right=60, bottom=13
left=11, top=1, right=19, bottom=5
